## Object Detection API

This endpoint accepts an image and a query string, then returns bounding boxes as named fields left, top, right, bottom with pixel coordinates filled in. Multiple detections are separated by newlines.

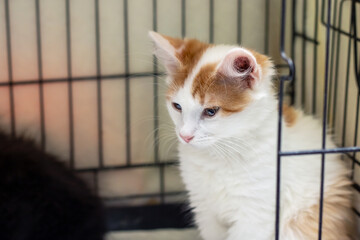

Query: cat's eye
left=203, top=107, right=220, bottom=117
left=172, top=102, right=182, bottom=112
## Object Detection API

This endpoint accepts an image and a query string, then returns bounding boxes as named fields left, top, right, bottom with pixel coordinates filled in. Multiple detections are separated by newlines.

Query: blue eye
left=203, top=107, right=219, bottom=117
left=172, top=102, right=182, bottom=112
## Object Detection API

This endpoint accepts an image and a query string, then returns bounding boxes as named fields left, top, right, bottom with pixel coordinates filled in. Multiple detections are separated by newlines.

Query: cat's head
left=150, top=31, right=275, bottom=148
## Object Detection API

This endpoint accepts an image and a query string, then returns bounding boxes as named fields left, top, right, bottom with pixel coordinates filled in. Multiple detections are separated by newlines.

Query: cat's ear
left=149, top=31, right=184, bottom=75
left=217, top=48, right=260, bottom=89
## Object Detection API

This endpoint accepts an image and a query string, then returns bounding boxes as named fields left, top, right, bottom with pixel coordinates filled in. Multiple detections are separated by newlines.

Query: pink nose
left=180, top=134, right=194, bottom=143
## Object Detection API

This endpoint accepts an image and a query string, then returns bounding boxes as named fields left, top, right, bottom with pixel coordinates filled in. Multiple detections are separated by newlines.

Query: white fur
left=155, top=42, right=350, bottom=240
left=149, top=31, right=181, bottom=75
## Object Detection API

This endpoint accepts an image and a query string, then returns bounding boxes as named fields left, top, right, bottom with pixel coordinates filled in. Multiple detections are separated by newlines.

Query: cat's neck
left=217, top=109, right=278, bottom=159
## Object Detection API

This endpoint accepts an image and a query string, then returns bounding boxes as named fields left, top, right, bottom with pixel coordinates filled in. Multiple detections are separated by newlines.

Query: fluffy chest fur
left=178, top=111, right=278, bottom=239
left=179, top=131, right=277, bottom=225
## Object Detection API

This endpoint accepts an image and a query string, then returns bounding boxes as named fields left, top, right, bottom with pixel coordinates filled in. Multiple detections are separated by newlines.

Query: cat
left=149, top=31, right=354, bottom=240
left=0, top=132, right=106, bottom=240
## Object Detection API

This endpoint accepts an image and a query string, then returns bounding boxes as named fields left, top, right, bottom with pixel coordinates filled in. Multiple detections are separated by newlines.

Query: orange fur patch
left=162, top=34, right=212, bottom=98
left=283, top=104, right=298, bottom=127
left=285, top=177, right=354, bottom=239
left=189, top=50, right=272, bottom=115
left=162, top=35, right=272, bottom=115
left=191, top=63, right=252, bottom=115
left=249, top=49, right=273, bottom=77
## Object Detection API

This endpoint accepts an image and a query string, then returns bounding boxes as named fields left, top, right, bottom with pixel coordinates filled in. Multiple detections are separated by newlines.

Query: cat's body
left=180, top=109, right=352, bottom=240
left=150, top=32, right=353, bottom=240
left=0, top=132, right=106, bottom=240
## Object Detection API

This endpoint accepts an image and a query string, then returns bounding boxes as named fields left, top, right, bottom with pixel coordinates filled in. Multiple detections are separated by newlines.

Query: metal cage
left=0, top=0, right=359, bottom=239
left=278, top=0, right=360, bottom=239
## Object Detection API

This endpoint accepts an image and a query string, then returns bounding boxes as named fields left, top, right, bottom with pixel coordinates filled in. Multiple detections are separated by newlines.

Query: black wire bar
left=237, top=0, right=242, bottom=44
left=103, top=191, right=186, bottom=202
left=95, top=0, right=104, bottom=168
left=327, top=0, right=339, bottom=125
left=321, top=0, right=360, bottom=41
left=330, top=0, right=347, bottom=129
left=349, top=0, right=360, bottom=180
left=291, top=0, right=320, bottom=110
left=301, top=0, right=307, bottom=108
left=209, top=0, right=214, bottom=43
left=123, top=0, right=131, bottom=166
left=65, top=0, right=75, bottom=168
left=312, top=0, right=319, bottom=114
left=0, top=72, right=166, bottom=87
left=276, top=0, right=295, bottom=239
left=76, top=160, right=178, bottom=173
left=280, top=146, right=360, bottom=157
left=0, top=64, right=288, bottom=88
left=35, top=0, right=46, bottom=151
left=4, top=0, right=16, bottom=137
left=317, top=0, right=332, bottom=238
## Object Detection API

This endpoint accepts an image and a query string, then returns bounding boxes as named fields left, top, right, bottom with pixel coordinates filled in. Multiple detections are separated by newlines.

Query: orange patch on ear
left=151, top=32, right=210, bottom=98
left=282, top=104, right=298, bottom=127
left=191, top=63, right=252, bottom=115
left=160, top=34, right=184, bottom=49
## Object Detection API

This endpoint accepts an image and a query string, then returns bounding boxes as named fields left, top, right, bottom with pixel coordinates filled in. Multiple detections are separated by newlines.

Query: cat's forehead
left=168, top=45, right=253, bottom=114
left=187, top=45, right=236, bottom=82
left=167, top=45, right=236, bottom=100
left=173, top=86, right=203, bottom=110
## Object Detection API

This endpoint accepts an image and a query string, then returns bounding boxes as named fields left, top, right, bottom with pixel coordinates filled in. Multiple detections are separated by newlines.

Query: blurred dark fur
left=0, top=132, right=106, bottom=240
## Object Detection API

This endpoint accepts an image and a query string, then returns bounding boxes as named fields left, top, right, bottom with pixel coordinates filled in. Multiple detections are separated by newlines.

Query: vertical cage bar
left=351, top=94, right=360, bottom=179
left=301, top=0, right=307, bottom=108
left=237, top=0, right=242, bottom=44
left=123, top=0, right=131, bottom=165
left=93, top=170, right=99, bottom=194
left=327, top=0, right=338, bottom=125
left=318, top=0, right=332, bottom=238
left=276, top=0, right=295, bottom=238
left=290, top=0, right=296, bottom=105
left=312, top=0, right=319, bottom=114
left=94, top=0, right=104, bottom=167
left=4, top=0, right=16, bottom=137
left=331, top=0, right=346, bottom=130
left=275, top=79, right=284, bottom=240
left=160, top=165, right=165, bottom=204
left=264, top=0, right=270, bottom=54
left=350, top=0, right=359, bottom=177
left=152, top=0, right=159, bottom=161
left=209, top=0, right=214, bottom=43
left=321, top=0, right=325, bottom=25
left=341, top=31, right=352, bottom=148
left=351, top=0, right=359, bottom=89
left=181, top=0, right=186, bottom=38
left=35, top=0, right=46, bottom=150
left=65, top=0, right=75, bottom=168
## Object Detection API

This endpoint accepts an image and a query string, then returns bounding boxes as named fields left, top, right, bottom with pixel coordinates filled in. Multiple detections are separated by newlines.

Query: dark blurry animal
left=0, top=132, right=106, bottom=240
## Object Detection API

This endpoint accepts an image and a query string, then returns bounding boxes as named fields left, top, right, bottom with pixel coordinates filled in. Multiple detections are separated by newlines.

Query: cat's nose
left=180, top=134, right=194, bottom=143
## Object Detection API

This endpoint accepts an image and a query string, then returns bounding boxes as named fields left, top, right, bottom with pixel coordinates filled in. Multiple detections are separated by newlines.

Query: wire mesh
left=0, top=0, right=359, bottom=236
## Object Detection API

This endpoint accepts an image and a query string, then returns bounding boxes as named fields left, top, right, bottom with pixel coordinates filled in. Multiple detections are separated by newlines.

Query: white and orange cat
left=150, top=31, right=354, bottom=240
